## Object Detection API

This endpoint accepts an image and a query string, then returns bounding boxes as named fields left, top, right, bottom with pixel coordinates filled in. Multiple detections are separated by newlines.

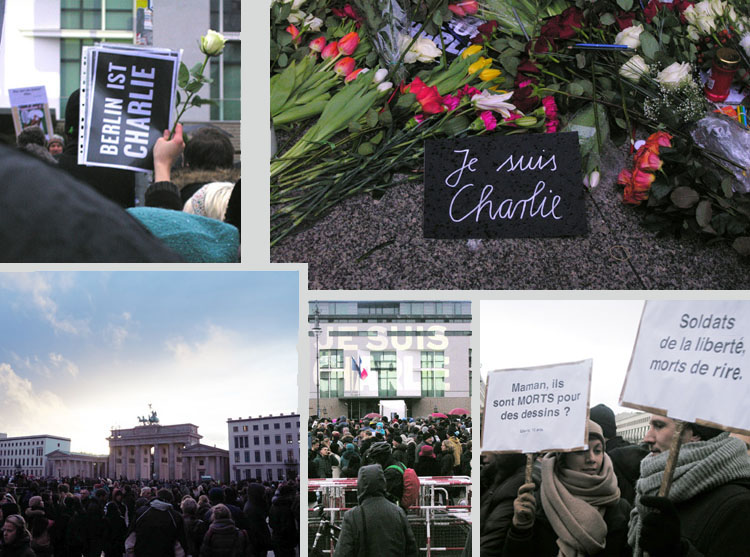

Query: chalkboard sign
left=424, top=132, right=587, bottom=238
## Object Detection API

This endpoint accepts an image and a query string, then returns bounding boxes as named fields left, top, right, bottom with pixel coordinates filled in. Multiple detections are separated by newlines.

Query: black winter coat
left=333, top=465, right=417, bottom=557
left=132, top=499, right=188, bottom=557
left=199, top=518, right=247, bottom=557
left=502, top=498, right=632, bottom=557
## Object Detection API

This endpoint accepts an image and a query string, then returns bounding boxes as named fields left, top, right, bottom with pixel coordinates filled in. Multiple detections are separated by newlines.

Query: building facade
left=107, top=422, right=230, bottom=482
left=45, top=450, right=108, bottom=479
left=0, top=0, right=240, bottom=142
left=227, top=414, right=300, bottom=483
left=616, top=411, right=651, bottom=444
left=0, top=433, right=71, bottom=478
left=308, top=301, right=472, bottom=419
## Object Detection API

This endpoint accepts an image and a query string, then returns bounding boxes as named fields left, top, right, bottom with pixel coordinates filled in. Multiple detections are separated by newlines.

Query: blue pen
left=569, top=43, right=633, bottom=50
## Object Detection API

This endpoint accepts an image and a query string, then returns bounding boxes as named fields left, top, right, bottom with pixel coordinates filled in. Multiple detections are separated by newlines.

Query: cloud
left=49, top=353, right=80, bottom=378
left=10, top=352, right=80, bottom=379
left=105, top=312, right=135, bottom=348
left=0, top=274, right=89, bottom=335
left=0, top=364, right=69, bottom=434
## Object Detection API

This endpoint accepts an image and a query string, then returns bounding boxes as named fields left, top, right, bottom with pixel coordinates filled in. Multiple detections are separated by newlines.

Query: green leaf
left=378, top=108, right=393, bottom=126
left=278, top=52, right=288, bottom=67
left=617, top=0, right=633, bottom=10
left=721, top=177, right=734, bottom=197
left=600, top=12, right=616, bottom=26
left=576, top=53, right=586, bottom=69
left=396, top=92, right=416, bottom=109
left=568, top=82, right=585, bottom=96
left=732, top=237, right=750, bottom=255
left=507, top=38, right=526, bottom=51
left=175, top=91, right=181, bottom=107
left=696, top=200, right=712, bottom=227
left=357, top=142, right=374, bottom=156
left=442, top=115, right=470, bottom=136
left=614, top=117, right=627, bottom=129
left=640, top=32, right=659, bottom=60
left=348, top=120, right=362, bottom=133
left=277, top=32, right=292, bottom=47
left=670, top=186, right=699, bottom=208
left=651, top=182, right=672, bottom=200
left=500, top=56, right=519, bottom=75
left=178, top=62, right=189, bottom=89
left=185, top=80, right=204, bottom=94
left=370, top=130, right=384, bottom=145
left=366, top=108, right=378, bottom=128
left=190, top=62, right=205, bottom=78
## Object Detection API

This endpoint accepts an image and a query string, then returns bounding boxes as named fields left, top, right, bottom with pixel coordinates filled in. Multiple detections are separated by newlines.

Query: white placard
left=482, top=360, right=592, bottom=453
left=620, top=301, right=750, bottom=435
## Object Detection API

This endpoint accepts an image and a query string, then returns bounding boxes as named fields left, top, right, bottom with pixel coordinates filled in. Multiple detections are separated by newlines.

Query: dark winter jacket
left=480, top=465, right=527, bottom=557
left=672, top=478, right=750, bottom=556
left=502, top=497, right=632, bottom=557
left=414, top=457, right=440, bottom=478
left=313, top=454, right=334, bottom=478
left=0, top=528, right=36, bottom=557
left=609, top=444, right=649, bottom=505
left=243, top=486, right=271, bottom=557
left=268, top=488, right=297, bottom=555
left=333, top=465, right=417, bottom=557
left=132, top=499, right=188, bottom=557
left=439, top=451, right=455, bottom=476
left=182, top=514, right=207, bottom=557
left=199, top=517, right=247, bottom=556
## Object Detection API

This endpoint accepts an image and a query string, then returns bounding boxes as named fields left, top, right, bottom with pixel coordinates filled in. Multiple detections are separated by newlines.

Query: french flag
left=352, top=353, right=368, bottom=380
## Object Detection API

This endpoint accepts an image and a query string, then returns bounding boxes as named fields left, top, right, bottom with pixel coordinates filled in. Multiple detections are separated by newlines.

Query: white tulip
left=287, top=10, right=305, bottom=25
left=373, top=68, right=389, bottom=83
left=740, top=34, right=750, bottom=57
left=377, top=81, right=394, bottom=92
left=304, top=14, right=323, bottom=32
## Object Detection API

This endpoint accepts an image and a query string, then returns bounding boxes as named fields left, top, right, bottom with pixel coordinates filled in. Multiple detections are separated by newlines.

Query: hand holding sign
left=153, top=123, right=185, bottom=183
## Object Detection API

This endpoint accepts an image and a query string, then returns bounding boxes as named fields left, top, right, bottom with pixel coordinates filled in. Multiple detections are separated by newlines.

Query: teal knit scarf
left=627, top=432, right=750, bottom=556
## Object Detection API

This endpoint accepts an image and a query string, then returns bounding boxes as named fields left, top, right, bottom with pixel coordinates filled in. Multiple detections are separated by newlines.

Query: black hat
left=590, top=404, right=616, bottom=439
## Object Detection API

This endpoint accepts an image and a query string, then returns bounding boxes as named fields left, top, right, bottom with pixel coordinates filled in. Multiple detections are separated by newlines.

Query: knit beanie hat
left=590, top=404, right=617, bottom=439
left=587, top=419, right=606, bottom=446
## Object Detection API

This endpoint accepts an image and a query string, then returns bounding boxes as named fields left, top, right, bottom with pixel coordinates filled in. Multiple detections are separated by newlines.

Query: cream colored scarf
left=541, top=452, right=621, bottom=557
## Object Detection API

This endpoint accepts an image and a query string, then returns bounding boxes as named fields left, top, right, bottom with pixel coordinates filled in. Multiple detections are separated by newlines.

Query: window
left=264, top=436, right=270, bottom=445
left=263, top=424, right=269, bottom=430
left=265, top=451, right=271, bottom=463
left=285, top=422, right=291, bottom=428
left=287, top=449, right=295, bottom=461
left=243, top=425, right=248, bottom=432
left=276, top=450, right=282, bottom=462
left=244, top=451, right=250, bottom=463
left=253, top=425, right=259, bottom=431
left=266, top=469, right=273, bottom=481
left=286, top=434, right=293, bottom=444
left=319, top=349, right=344, bottom=398
left=255, top=451, right=261, bottom=463
left=274, top=423, right=280, bottom=429
left=421, top=351, right=445, bottom=397
left=232, top=426, right=238, bottom=433
left=254, top=436, right=260, bottom=446
left=373, top=351, right=397, bottom=397
left=209, top=0, right=241, bottom=120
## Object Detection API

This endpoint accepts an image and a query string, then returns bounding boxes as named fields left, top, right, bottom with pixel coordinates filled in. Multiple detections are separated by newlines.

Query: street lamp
left=312, top=303, right=322, bottom=418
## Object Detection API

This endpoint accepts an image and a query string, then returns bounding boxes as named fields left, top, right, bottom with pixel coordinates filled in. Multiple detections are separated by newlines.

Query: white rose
left=411, top=37, right=442, bottom=63
left=728, top=5, right=738, bottom=22
left=741, top=34, right=750, bottom=57
left=619, top=54, right=650, bottom=81
left=199, top=29, right=226, bottom=56
left=287, top=10, right=305, bottom=25
left=706, top=0, right=725, bottom=18
left=304, top=14, right=323, bottom=32
left=292, top=0, right=306, bottom=8
left=687, top=25, right=701, bottom=41
left=656, top=61, right=692, bottom=87
left=377, top=81, right=393, bottom=92
left=615, top=24, right=644, bottom=49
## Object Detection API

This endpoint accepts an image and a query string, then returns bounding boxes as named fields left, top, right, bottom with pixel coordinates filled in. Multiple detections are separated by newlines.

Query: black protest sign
left=424, top=132, right=587, bottom=238
left=84, top=49, right=177, bottom=172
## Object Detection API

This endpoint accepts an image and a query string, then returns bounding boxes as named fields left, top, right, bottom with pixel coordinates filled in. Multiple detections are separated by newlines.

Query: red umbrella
left=430, top=412, right=449, bottom=419
left=363, top=412, right=381, bottom=419
left=449, top=408, right=470, bottom=416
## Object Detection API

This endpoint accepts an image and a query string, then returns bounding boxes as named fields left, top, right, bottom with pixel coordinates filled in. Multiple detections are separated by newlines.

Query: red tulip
left=321, top=40, right=338, bottom=60
left=338, top=32, right=360, bottom=55
left=286, top=24, right=300, bottom=43
left=345, top=68, right=365, bottom=83
left=334, top=57, right=355, bottom=76
left=449, top=0, right=479, bottom=16
left=309, top=36, right=326, bottom=53
left=415, top=84, right=444, bottom=114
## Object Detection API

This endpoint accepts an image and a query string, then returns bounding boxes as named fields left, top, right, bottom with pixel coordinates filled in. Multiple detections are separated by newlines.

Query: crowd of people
left=309, top=414, right=472, bottom=557
left=480, top=403, right=750, bottom=557
left=0, top=475, right=299, bottom=557
left=3, top=89, right=240, bottom=263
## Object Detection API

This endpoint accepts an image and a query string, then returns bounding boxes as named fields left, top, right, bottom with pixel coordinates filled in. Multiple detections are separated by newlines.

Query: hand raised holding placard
left=512, top=482, right=537, bottom=530
left=153, top=123, right=184, bottom=183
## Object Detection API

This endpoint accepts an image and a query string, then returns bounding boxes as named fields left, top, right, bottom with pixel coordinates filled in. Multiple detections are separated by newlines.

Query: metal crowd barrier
left=309, top=476, right=471, bottom=556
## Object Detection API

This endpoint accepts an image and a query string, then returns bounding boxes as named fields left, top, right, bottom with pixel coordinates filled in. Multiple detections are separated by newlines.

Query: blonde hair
left=183, top=182, right=234, bottom=221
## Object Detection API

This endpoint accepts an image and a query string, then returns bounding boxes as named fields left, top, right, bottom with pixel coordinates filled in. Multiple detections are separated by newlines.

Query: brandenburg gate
left=107, top=420, right=201, bottom=481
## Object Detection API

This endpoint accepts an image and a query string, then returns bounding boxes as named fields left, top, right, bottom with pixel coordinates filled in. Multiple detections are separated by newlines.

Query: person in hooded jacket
left=334, top=465, right=417, bottom=557
left=199, top=504, right=247, bottom=557
left=1, top=514, right=36, bottom=557
left=268, top=484, right=297, bottom=557
left=131, top=489, right=187, bottom=557
left=23, top=497, right=52, bottom=557
left=102, top=497, right=127, bottom=557
left=503, top=421, right=631, bottom=557
left=340, top=444, right=361, bottom=479
left=242, top=484, right=271, bottom=557
left=415, top=446, right=441, bottom=478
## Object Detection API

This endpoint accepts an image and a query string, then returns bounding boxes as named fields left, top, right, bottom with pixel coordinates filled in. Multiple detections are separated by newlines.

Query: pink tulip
left=321, top=40, right=338, bottom=60
left=334, top=57, right=356, bottom=76
left=338, top=32, right=360, bottom=55
left=345, top=68, right=365, bottom=83
left=286, top=24, right=300, bottom=44
left=309, top=36, right=326, bottom=53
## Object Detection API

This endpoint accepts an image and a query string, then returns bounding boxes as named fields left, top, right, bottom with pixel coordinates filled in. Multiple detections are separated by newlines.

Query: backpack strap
left=385, top=462, right=406, bottom=474
left=360, top=503, right=369, bottom=557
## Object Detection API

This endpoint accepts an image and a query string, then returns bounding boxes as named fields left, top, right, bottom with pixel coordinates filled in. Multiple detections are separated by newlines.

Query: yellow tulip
left=468, top=57, right=492, bottom=74
left=480, top=68, right=502, bottom=81
left=461, top=44, right=483, bottom=59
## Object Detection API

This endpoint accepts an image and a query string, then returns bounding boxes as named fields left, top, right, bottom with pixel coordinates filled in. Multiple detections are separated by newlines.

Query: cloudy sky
left=480, top=300, right=646, bottom=414
left=0, top=272, right=299, bottom=454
